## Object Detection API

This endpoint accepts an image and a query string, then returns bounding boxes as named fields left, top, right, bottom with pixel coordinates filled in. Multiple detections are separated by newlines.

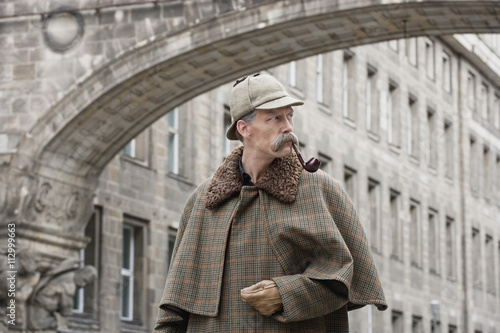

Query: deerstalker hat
left=226, top=74, right=304, bottom=140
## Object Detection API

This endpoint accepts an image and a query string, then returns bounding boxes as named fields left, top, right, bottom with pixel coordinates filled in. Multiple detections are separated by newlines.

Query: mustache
left=270, top=132, right=299, bottom=152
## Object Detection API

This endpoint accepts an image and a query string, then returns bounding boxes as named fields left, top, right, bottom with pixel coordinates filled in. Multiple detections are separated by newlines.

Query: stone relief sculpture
left=15, top=251, right=41, bottom=329
left=27, top=258, right=97, bottom=330
left=0, top=250, right=40, bottom=331
left=0, top=252, right=96, bottom=332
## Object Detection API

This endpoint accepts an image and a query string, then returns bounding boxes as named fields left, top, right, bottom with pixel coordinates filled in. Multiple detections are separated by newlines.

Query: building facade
left=31, top=35, right=495, bottom=333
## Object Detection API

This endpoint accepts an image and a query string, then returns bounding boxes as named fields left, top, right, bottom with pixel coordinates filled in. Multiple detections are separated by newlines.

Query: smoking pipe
left=292, top=143, right=321, bottom=173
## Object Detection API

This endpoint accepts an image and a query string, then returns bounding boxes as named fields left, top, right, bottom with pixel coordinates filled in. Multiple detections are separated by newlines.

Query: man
left=155, top=74, right=387, bottom=332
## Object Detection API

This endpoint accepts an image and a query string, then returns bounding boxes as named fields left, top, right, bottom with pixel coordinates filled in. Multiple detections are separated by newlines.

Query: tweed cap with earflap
left=226, top=74, right=304, bottom=140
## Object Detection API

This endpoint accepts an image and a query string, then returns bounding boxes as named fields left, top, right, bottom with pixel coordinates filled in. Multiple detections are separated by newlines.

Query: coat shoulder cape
left=158, top=146, right=387, bottom=317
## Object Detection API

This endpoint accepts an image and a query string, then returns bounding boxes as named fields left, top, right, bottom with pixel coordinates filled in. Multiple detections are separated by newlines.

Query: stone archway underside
left=24, top=1, right=500, bottom=184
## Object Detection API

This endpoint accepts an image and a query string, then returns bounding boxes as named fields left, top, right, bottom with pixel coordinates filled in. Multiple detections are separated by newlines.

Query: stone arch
left=17, top=0, right=500, bottom=188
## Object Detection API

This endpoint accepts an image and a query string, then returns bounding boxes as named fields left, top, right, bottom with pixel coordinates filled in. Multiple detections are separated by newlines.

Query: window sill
left=409, top=155, right=419, bottom=166
left=370, top=246, right=382, bottom=256
left=389, top=144, right=401, bottom=156
left=121, top=155, right=151, bottom=169
left=67, top=314, right=100, bottom=332
left=318, top=103, right=332, bottom=115
left=367, top=131, right=380, bottom=143
left=167, top=172, right=194, bottom=186
left=342, top=117, right=357, bottom=130
left=121, top=320, right=149, bottom=333
left=446, top=276, right=457, bottom=283
left=390, top=254, right=403, bottom=263
left=429, top=269, right=441, bottom=277
left=411, top=262, right=422, bottom=270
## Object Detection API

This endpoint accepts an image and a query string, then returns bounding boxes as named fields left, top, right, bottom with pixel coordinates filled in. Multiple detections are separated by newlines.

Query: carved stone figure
left=15, top=251, right=41, bottom=329
left=0, top=250, right=39, bottom=331
left=28, top=258, right=97, bottom=330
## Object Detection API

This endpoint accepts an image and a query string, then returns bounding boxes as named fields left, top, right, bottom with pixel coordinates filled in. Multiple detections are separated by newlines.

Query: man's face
left=244, top=106, right=294, bottom=159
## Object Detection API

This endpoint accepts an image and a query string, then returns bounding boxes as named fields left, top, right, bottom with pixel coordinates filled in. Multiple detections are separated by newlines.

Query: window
left=288, top=61, right=296, bottom=87
left=124, top=130, right=149, bottom=163
left=472, top=228, right=481, bottom=288
left=480, top=83, right=489, bottom=120
left=412, top=315, right=423, bottom=333
left=366, top=66, right=379, bottom=134
left=342, top=51, right=355, bottom=120
left=410, top=200, right=422, bottom=267
left=73, top=207, right=101, bottom=317
left=486, top=235, right=494, bottom=294
left=445, top=217, right=456, bottom=279
left=497, top=156, right=500, bottom=203
left=168, top=108, right=179, bottom=174
left=442, top=52, right=451, bottom=93
left=444, top=121, right=453, bottom=179
left=343, top=166, right=357, bottom=206
left=390, top=190, right=402, bottom=259
left=448, top=324, right=457, bottom=333
left=467, top=72, right=476, bottom=110
left=408, top=96, right=419, bottom=158
left=167, top=226, right=177, bottom=268
left=318, top=153, right=332, bottom=175
left=470, top=138, right=479, bottom=193
left=425, top=39, right=435, bottom=80
left=431, top=320, right=441, bottom=333
left=427, top=108, right=437, bottom=169
left=223, top=105, right=232, bottom=158
left=428, top=209, right=439, bottom=274
left=392, top=311, right=404, bottom=333
left=388, top=82, right=400, bottom=147
left=498, top=242, right=500, bottom=294
left=494, top=93, right=500, bottom=129
left=483, top=147, right=490, bottom=199
left=368, top=179, right=380, bottom=251
left=121, top=225, right=135, bottom=321
left=120, top=218, right=148, bottom=324
left=406, top=37, right=418, bottom=67
left=316, top=54, right=323, bottom=103
left=73, top=249, right=85, bottom=313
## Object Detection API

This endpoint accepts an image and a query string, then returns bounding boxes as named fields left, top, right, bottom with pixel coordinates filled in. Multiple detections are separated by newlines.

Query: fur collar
left=205, top=146, right=303, bottom=210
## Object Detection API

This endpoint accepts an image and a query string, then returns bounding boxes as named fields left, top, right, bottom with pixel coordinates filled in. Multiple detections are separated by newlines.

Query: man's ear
left=236, top=120, right=251, bottom=139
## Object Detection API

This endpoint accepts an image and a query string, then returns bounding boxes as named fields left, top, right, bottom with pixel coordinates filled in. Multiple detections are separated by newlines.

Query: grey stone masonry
left=0, top=0, right=500, bottom=332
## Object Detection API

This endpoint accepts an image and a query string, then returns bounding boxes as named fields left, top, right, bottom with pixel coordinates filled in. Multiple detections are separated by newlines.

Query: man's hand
left=240, top=280, right=283, bottom=316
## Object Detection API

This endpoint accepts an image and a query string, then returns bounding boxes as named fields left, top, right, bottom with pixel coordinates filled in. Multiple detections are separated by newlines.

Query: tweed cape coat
left=155, top=146, right=387, bottom=332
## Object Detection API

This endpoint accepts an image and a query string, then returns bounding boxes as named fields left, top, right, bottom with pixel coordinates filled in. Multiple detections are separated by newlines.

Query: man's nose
left=282, top=118, right=293, bottom=133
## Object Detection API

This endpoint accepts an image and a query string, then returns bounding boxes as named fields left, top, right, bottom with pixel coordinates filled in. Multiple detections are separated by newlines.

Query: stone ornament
left=27, top=258, right=97, bottom=330
left=66, top=191, right=80, bottom=219
left=42, top=7, right=84, bottom=52
left=0, top=250, right=40, bottom=331
left=34, top=182, right=51, bottom=212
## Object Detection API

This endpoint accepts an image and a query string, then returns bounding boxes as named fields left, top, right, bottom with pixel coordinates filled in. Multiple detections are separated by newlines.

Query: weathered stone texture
left=0, top=1, right=499, bottom=332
